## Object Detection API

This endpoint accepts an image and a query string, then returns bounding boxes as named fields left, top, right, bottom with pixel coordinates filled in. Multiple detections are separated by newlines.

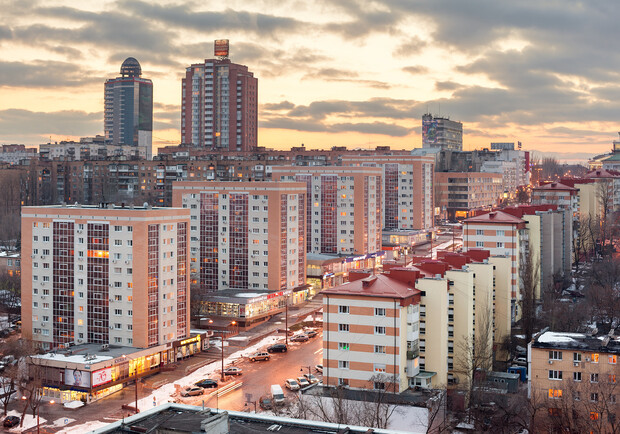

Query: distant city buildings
left=422, top=113, right=463, bottom=151
left=272, top=166, right=383, bottom=255
left=0, top=144, right=37, bottom=165
left=435, top=172, right=503, bottom=220
left=172, top=181, right=306, bottom=295
left=104, top=58, right=153, bottom=159
left=181, top=40, right=258, bottom=151
left=22, top=204, right=191, bottom=351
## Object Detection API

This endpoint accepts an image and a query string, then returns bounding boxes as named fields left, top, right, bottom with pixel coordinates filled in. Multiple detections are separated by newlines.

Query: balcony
left=407, top=348, right=419, bottom=360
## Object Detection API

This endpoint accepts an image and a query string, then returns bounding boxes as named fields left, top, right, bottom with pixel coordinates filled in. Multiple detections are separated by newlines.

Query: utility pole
left=285, top=296, right=289, bottom=347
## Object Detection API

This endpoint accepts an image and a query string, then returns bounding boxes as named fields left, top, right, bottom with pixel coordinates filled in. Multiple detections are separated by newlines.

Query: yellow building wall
left=469, top=262, right=495, bottom=358
left=523, top=215, right=543, bottom=300
left=488, top=255, right=512, bottom=363
left=445, top=269, right=474, bottom=385
left=418, top=278, right=449, bottom=387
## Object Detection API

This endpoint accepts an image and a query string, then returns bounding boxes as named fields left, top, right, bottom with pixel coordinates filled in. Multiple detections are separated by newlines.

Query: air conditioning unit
left=112, top=260, right=117, bottom=264
left=41, top=256, right=46, bottom=259
left=548, top=360, right=553, bottom=365
left=41, top=323, right=46, bottom=327
left=77, top=229, right=82, bottom=233
left=125, top=260, right=130, bottom=264
left=585, top=356, right=590, bottom=362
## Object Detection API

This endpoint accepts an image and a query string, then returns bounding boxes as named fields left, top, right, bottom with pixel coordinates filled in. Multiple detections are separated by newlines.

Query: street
left=178, top=332, right=324, bottom=411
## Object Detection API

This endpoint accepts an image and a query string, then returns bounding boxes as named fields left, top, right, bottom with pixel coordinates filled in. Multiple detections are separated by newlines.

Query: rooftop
left=534, top=181, right=578, bottom=191
left=464, top=210, right=526, bottom=225
left=322, top=273, right=421, bottom=303
left=532, top=330, right=620, bottom=354
left=32, top=343, right=144, bottom=365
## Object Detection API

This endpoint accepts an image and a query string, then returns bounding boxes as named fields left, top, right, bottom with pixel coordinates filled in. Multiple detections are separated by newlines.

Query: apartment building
left=341, top=155, right=435, bottom=231
left=0, top=251, right=20, bottom=276
left=435, top=172, right=503, bottom=220
left=172, top=181, right=306, bottom=295
left=531, top=182, right=579, bottom=218
left=322, top=274, right=421, bottom=393
left=21, top=204, right=191, bottom=351
left=463, top=211, right=527, bottom=321
left=529, top=330, right=620, bottom=433
left=271, top=166, right=382, bottom=255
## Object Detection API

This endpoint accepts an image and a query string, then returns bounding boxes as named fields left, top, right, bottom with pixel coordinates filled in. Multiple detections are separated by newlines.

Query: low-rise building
left=528, top=330, right=620, bottom=433
left=322, top=274, right=421, bottom=393
left=0, top=251, right=20, bottom=276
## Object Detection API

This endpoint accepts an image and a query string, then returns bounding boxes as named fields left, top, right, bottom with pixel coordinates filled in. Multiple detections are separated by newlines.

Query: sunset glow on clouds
left=1, top=0, right=619, bottom=162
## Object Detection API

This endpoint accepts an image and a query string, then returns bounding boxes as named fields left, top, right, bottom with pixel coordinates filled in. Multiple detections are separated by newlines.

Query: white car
left=315, top=364, right=323, bottom=373
left=285, top=379, right=300, bottom=390
left=304, top=373, right=319, bottom=384
left=297, top=377, right=310, bottom=388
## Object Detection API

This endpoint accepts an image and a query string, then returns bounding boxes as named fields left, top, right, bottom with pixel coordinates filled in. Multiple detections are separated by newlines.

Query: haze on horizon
left=0, top=0, right=619, bottom=164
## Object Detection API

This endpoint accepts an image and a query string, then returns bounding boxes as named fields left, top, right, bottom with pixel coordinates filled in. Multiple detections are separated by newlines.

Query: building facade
left=181, top=55, right=257, bottom=151
left=272, top=166, right=382, bottom=255
left=322, top=274, right=421, bottom=393
left=435, top=172, right=504, bottom=220
left=21, top=204, right=191, bottom=351
left=172, top=181, right=306, bottom=295
left=422, top=114, right=463, bottom=151
left=342, top=155, right=435, bottom=231
left=104, top=58, right=153, bottom=159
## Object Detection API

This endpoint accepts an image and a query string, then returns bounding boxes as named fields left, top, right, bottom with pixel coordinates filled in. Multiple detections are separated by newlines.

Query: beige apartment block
left=322, top=274, right=421, bottom=393
left=172, top=181, right=307, bottom=294
left=434, top=172, right=503, bottom=220
left=21, top=204, right=191, bottom=351
left=342, top=155, right=435, bottom=231
left=529, top=331, right=620, bottom=433
left=271, top=166, right=383, bottom=255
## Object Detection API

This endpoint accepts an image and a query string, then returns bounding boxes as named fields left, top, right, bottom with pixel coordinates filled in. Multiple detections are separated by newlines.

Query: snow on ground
left=4, top=409, right=45, bottom=432
left=64, top=335, right=286, bottom=433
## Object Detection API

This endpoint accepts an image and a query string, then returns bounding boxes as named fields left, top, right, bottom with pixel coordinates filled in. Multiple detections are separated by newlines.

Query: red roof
left=585, top=169, right=620, bottom=179
left=501, top=204, right=559, bottom=218
left=464, top=210, right=526, bottom=225
left=322, top=274, right=421, bottom=306
left=535, top=181, right=577, bottom=191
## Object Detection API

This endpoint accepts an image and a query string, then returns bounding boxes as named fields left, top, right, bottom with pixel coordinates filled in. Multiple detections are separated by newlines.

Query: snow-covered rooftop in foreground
left=534, top=330, right=620, bottom=353
left=537, top=331, right=586, bottom=344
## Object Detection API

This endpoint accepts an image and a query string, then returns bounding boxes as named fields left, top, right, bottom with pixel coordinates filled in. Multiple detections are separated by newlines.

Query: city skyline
left=1, top=1, right=619, bottom=163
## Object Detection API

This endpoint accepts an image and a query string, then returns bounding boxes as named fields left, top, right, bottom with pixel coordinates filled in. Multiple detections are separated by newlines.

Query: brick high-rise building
left=181, top=42, right=257, bottom=151
left=342, top=155, right=435, bottom=231
left=21, top=204, right=191, bottom=351
left=104, top=58, right=153, bottom=159
left=271, top=166, right=382, bottom=255
left=172, top=181, right=306, bottom=295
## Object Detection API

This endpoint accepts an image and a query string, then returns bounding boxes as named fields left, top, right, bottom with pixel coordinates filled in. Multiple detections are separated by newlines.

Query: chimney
left=362, top=275, right=377, bottom=288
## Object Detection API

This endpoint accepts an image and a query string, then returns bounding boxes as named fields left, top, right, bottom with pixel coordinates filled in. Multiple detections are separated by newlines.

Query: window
left=609, top=355, right=617, bottom=364
left=496, top=242, right=504, bottom=248
left=548, top=389, right=562, bottom=399
left=573, top=352, right=581, bottom=362
left=114, top=309, right=122, bottom=316
left=374, top=345, right=386, bottom=353
left=375, top=307, right=386, bottom=316
left=338, top=378, right=348, bottom=386
left=338, top=305, right=349, bottom=314
left=339, top=324, right=349, bottom=332
left=476, top=229, right=484, bottom=235
left=590, top=393, right=598, bottom=402
left=573, top=372, right=581, bottom=382
left=114, top=239, right=122, bottom=246
left=609, top=374, right=617, bottom=384
left=373, top=364, right=386, bottom=372
left=338, top=361, right=349, bottom=369
left=591, top=373, right=599, bottom=383
left=549, top=351, right=563, bottom=361
left=592, top=353, right=599, bottom=363
left=338, top=342, right=349, bottom=350
left=496, top=230, right=505, bottom=237
left=548, top=370, right=562, bottom=380
left=375, top=326, right=386, bottom=335
left=114, top=225, right=122, bottom=232
left=590, top=412, right=599, bottom=420
left=476, top=241, right=484, bottom=247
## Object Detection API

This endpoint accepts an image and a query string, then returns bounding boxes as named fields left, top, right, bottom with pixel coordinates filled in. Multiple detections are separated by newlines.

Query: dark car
left=3, top=416, right=20, bottom=427
left=306, top=330, right=318, bottom=338
left=267, top=344, right=288, bottom=353
left=291, top=334, right=309, bottom=342
left=195, top=379, right=218, bottom=389
left=259, top=396, right=273, bottom=410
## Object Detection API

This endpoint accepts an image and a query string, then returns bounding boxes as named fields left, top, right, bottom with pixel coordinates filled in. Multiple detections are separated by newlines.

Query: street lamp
left=121, top=354, right=141, bottom=414
left=221, top=321, right=237, bottom=382
left=22, top=395, right=54, bottom=434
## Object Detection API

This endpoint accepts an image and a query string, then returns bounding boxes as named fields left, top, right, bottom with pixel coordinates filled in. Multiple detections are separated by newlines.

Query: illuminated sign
left=92, top=367, right=113, bottom=387
left=64, top=369, right=91, bottom=388
left=180, top=336, right=201, bottom=346
left=214, top=39, right=229, bottom=57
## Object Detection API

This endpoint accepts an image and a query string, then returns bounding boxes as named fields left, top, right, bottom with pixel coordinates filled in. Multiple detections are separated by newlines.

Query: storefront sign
left=64, top=369, right=91, bottom=388
left=92, top=367, right=113, bottom=387
left=180, top=336, right=201, bottom=346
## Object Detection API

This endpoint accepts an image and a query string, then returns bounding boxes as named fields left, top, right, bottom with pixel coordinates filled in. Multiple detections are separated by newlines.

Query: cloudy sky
left=0, top=0, right=618, bottom=162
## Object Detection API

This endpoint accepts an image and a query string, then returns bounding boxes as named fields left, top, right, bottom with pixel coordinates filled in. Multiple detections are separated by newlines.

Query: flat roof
left=33, top=343, right=143, bottom=365
left=533, top=331, right=620, bottom=354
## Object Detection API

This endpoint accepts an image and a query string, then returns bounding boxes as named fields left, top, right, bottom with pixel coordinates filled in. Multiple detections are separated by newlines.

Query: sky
left=0, top=0, right=618, bottom=163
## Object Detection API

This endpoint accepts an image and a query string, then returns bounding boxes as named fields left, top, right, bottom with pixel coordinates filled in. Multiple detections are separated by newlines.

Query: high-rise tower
left=422, top=113, right=463, bottom=151
left=104, top=57, right=153, bottom=159
left=181, top=40, right=258, bottom=151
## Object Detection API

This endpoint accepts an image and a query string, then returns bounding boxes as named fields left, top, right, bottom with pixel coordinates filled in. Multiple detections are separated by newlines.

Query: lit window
left=338, top=342, right=349, bottom=350
left=592, top=353, right=599, bottom=363
left=548, top=389, right=562, bottom=399
left=609, top=355, right=617, bottom=364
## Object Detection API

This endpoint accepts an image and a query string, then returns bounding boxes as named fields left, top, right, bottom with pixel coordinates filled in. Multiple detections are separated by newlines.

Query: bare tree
left=519, top=250, right=540, bottom=346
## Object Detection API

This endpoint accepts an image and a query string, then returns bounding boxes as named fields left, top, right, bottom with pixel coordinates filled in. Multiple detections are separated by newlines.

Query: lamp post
left=220, top=321, right=237, bottom=382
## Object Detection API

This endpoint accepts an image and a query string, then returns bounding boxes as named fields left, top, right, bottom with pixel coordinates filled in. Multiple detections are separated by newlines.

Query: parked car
left=304, top=373, right=319, bottom=384
left=249, top=352, right=270, bottom=362
left=315, top=364, right=323, bottom=373
left=271, top=384, right=285, bottom=404
left=297, top=377, right=310, bottom=388
left=514, top=357, right=527, bottom=366
left=259, top=396, right=273, bottom=410
left=306, top=330, right=318, bottom=338
left=285, top=378, right=300, bottom=390
left=223, top=367, right=243, bottom=375
left=181, top=386, right=204, bottom=397
left=291, top=334, right=309, bottom=343
left=3, top=416, right=19, bottom=427
left=195, top=379, right=218, bottom=389
left=267, top=344, right=287, bottom=353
